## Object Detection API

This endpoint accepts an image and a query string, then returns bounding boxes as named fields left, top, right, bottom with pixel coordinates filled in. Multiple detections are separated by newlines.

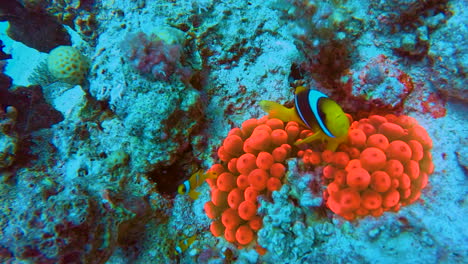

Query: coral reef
left=121, top=29, right=192, bottom=82
left=0, top=0, right=71, bottom=52
left=370, top=0, right=451, bottom=58
left=27, top=61, right=57, bottom=87
left=0, top=40, right=63, bottom=172
left=257, top=184, right=315, bottom=259
left=0, top=173, right=154, bottom=263
left=1, top=185, right=123, bottom=263
left=427, top=0, right=467, bottom=101
left=47, top=45, right=90, bottom=85
left=344, top=55, right=414, bottom=110
left=0, top=0, right=466, bottom=263
left=21, top=0, right=99, bottom=45
left=0, top=84, right=64, bottom=135
left=280, top=0, right=365, bottom=89
left=0, top=106, right=18, bottom=169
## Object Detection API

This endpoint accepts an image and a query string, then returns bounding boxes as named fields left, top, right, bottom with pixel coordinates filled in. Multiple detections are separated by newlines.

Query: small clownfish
left=259, top=86, right=350, bottom=151
left=175, top=234, right=197, bottom=255
left=178, top=169, right=217, bottom=200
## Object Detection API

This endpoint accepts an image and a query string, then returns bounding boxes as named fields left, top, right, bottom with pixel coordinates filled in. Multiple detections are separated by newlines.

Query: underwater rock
left=0, top=106, right=18, bottom=169
left=369, top=0, right=449, bottom=59
left=0, top=182, right=133, bottom=263
left=1, top=0, right=466, bottom=263
left=346, top=55, right=414, bottom=110
left=367, top=226, right=383, bottom=239
left=0, top=40, right=12, bottom=83
left=105, top=149, right=130, bottom=172
left=314, top=222, right=334, bottom=237
left=121, top=29, right=192, bottom=82
left=87, top=10, right=204, bottom=175
left=0, top=42, right=17, bottom=170
left=1, top=46, right=63, bottom=135
left=0, top=0, right=71, bottom=53
left=372, top=0, right=420, bottom=14
left=455, top=143, right=468, bottom=172
left=257, top=179, right=317, bottom=261
left=287, top=159, right=323, bottom=208
left=0, top=84, right=64, bottom=136
left=399, top=33, right=417, bottom=53
left=428, top=3, right=468, bottom=101
left=25, top=0, right=99, bottom=45
left=0, top=41, right=11, bottom=61
left=372, top=0, right=449, bottom=25
left=0, top=43, right=62, bottom=169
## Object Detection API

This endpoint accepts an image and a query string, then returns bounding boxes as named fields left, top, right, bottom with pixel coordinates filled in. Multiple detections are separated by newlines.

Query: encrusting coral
left=120, top=28, right=192, bottom=82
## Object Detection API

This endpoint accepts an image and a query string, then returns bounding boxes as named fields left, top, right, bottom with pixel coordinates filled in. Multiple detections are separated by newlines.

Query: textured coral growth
left=121, top=32, right=191, bottom=81
left=204, top=117, right=302, bottom=247
left=420, top=92, right=447, bottom=118
left=311, top=114, right=435, bottom=221
left=47, top=46, right=89, bottom=84
left=348, top=55, right=415, bottom=110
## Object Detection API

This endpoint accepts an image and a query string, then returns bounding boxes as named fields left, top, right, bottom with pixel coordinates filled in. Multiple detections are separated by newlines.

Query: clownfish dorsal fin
left=295, top=86, right=308, bottom=94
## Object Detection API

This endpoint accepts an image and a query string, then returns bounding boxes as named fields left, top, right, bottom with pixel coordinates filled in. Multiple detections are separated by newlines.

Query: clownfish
left=259, top=86, right=350, bottom=151
left=175, top=234, right=197, bottom=255
left=178, top=170, right=217, bottom=200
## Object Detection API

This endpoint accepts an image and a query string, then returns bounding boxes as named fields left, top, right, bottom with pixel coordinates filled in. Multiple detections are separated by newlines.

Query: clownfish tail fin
left=259, top=100, right=294, bottom=122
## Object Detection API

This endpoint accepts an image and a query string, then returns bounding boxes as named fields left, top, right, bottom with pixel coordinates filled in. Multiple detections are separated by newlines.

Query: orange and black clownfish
left=177, top=170, right=217, bottom=200
left=174, top=234, right=197, bottom=256
left=259, top=86, right=350, bottom=151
